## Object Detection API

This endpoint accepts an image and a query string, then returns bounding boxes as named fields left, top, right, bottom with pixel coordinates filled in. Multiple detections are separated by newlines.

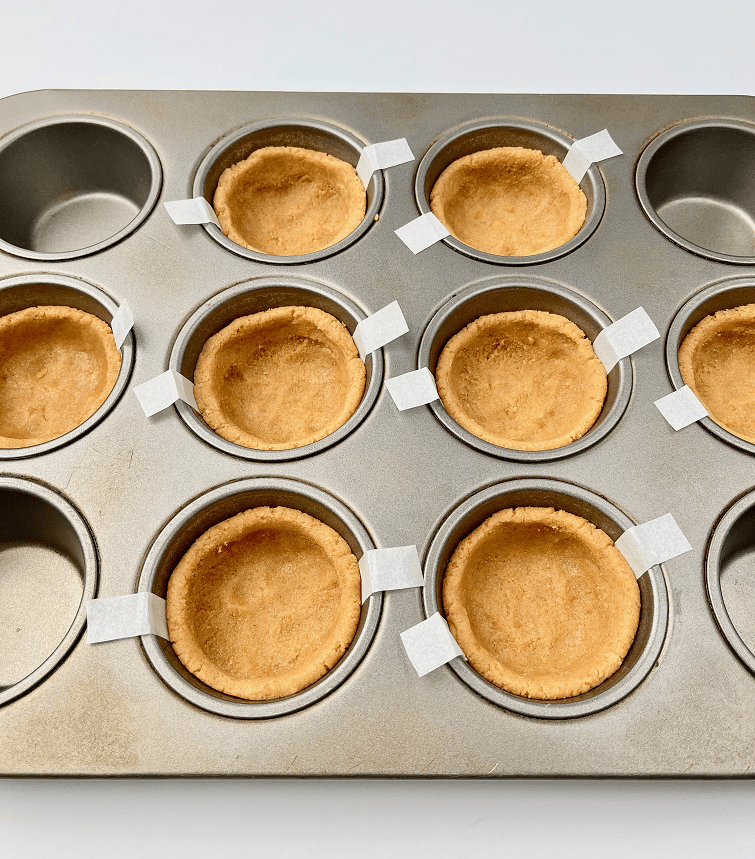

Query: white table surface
left=2, top=2, right=755, bottom=856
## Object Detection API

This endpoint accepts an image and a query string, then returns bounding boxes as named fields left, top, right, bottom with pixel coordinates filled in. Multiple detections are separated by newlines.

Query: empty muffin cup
left=138, top=477, right=382, bottom=719
left=423, top=478, right=669, bottom=719
left=193, top=118, right=384, bottom=264
left=0, top=476, right=97, bottom=707
left=0, top=115, right=162, bottom=261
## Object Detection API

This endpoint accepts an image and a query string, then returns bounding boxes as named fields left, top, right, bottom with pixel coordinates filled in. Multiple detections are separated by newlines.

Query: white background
left=2, top=1, right=755, bottom=856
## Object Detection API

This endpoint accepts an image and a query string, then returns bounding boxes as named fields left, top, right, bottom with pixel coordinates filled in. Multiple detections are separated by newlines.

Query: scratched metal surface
left=1, top=90, right=754, bottom=776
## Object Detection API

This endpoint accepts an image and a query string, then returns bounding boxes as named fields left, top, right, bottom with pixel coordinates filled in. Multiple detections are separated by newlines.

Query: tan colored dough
left=166, top=506, right=362, bottom=701
left=678, top=303, right=755, bottom=444
left=435, top=310, right=606, bottom=451
left=194, top=305, right=366, bottom=451
left=0, top=305, right=121, bottom=448
left=430, top=146, right=587, bottom=257
left=443, top=507, right=640, bottom=700
left=213, top=145, right=366, bottom=256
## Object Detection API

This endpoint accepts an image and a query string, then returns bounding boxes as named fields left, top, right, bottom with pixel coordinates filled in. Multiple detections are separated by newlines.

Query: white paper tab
left=562, top=129, right=623, bottom=184
left=87, top=593, right=169, bottom=644
left=615, top=513, right=693, bottom=578
left=400, top=612, right=465, bottom=677
left=110, top=300, right=134, bottom=352
left=654, top=385, right=709, bottom=431
left=592, top=307, right=660, bottom=373
left=163, top=197, right=221, bottom=229
left=395, top=212, right=450, bottom=254
left=352, top=301, right=409, bottom=361
left=359, top=545, right=424, bottom=603
left=134, top=369, right=198, bottom=417
left=356, top=138, right=415, bottom=187
left=386, top=368, right=439, bottom=411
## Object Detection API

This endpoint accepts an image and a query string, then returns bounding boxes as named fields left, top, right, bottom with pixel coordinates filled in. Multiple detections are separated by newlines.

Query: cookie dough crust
left=678, top=303, right=755, bottom=444
left=194, top=305, right=366, bottom=450
left=213, top=145, right=367, bottom=256
left=443, top=507, right=640, bottom=700
left=430, top=146, right=587, bottom=257
left=435, top=310, right=607, bottom=451
left=0, top=305, right=121, bottom=448
left=166, top=506, right=362, bottom=701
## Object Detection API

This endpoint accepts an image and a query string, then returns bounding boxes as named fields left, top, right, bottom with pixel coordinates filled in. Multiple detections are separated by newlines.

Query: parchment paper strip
left=110, top=300, right=134, bottom=352
left=592, top=306, right=660, bottom=372
left=400, top=612, right=465, bottom=677
left=164, top=197, right=221, bottom=229
left=87, top=593, right=169, bottom=643
left=562, top=129, right=623, bottom=184
left=352, top=300, right=409, bottom=361
left=356, top=138, right=415, bottom=186
left=134, top=369, right=198, bottom=417
left=386, top=368, right=439, bottom=410
left=395, top=212, right=450, bottom=254
left=654, top=385, right=709, bottom=431
left=615, top=513, right=692, bottom=578
left=359, top=545, right=424, bottom=603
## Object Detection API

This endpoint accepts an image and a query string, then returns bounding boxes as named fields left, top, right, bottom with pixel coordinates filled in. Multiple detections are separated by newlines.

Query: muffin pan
left=1, top=90, right=755, bottom=777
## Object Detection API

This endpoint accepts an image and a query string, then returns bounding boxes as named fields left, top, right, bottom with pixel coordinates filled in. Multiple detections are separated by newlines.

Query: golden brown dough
left=166, top=506, right=362, bottom=701
left=443, top=507, right=640, bottom=700
left=430, top=146, right=587, bottom=257
left=678, top=304, right=755, bottom=444
left=213, top=145, right=366, bottom=256
left=435, top=310, right=606, bottom=451
left=0, top=305, right=121, bottom=448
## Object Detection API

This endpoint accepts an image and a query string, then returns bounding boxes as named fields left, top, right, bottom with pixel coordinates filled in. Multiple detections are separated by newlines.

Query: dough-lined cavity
left=213, top=146, right=366, bottom=256
left=0, top=305, right=121, bottom=448
left=194, top=305, right=366, bottom=451
left=443, top=507, right=641, bottom=700
left=678, top=303, right=755, bottom=444
left=166, top=506, right=362, bottom=701
left=430, top=146, right=587, bottom=257
left=435, top=310, right=607, bottom=451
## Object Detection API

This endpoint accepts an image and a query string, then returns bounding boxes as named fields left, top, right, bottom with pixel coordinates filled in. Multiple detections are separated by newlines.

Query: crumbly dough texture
left=678, top=303, right=755, bottom=444
left=435, top=310, right=607, bottom=451
left=0, top=305, right=121, bottom=448
left=194, top=305, right=366, bottom=450
left=213, top=145, right=366, bottom=256
left=443, top=507, right=640, bottom=700
left=430, top=146, right=587, bottom=257
left=166, top=506, right=362, bottom=701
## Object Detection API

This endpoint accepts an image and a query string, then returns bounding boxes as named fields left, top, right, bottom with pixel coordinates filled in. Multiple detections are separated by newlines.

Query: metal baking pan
left=1, top=90, right=755, bottom=777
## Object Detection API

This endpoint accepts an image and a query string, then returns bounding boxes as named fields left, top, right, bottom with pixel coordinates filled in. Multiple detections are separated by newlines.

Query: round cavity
left=0, top=274, right=135, bottom=459
left=418, top=275, right=631, bottom=461
left=414, top=118, right=605, bottom=265
left=0, top=476, right=97, bottom=707
left=424, top=479, right=669, bottom=719
left=139, top=477, right=382, bottom=719
left=171, top=276, right=382, bottom=461
left=637, top=119, right=755, bottom=264
left=193, top=119, right=384, bottom=264
left=667, top=277, right=755, bottom=455
left=0, top=115, right=162, bottom=261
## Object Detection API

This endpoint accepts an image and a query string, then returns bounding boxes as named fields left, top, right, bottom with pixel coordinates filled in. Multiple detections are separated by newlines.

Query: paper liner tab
left=359, top=545, right=424, bottom=603
left=164, top=197, right=221, bottom=229
left=134, top=369, right=198, bottom=417
left=357, top=138, right=415, bottom=187
left=386, top=368, right=439, bottom=410
left=352, top=301, right=409, bottom=361
left=654, top=385, right=709, bottom=430
left=615, top=513, right=692, bottom=578
left=592, top=306, right=660, bottom=372
left=400, top=612, right=465, bottom=677
left=110, top=300, right=134, bottom=353
left=562, top=129, right=623, bottom=184
left=395, top=212, right=450, bottom=254
left=87, top=593, right=169, bottom=644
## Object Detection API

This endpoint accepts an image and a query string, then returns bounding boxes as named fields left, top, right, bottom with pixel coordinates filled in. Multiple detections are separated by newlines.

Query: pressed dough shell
left=678, top=303, right=755, bottom=444
left=443, top=507, right=641, bottom=700
left=430, top=146, right=587, bottom=257
left=166, top=506, right=362, bottom=701
left=435, top=310, right=607, bottom=451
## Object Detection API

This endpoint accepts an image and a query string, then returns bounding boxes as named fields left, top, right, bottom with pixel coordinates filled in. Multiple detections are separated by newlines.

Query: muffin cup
left=423, top=478, right=669, bottom=719
left=0, top=476, right=97, bottom=707
left=170, top=276, right=383, bottom=461
left=138, top=477, right=382, bottom=719
left=418, top=275, right=631, bottom=461
left=193, top=118, right=384, bottom=264
left=0, top=115, right=161, bottom=261
left=414, top=118, right=606, bottom=265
